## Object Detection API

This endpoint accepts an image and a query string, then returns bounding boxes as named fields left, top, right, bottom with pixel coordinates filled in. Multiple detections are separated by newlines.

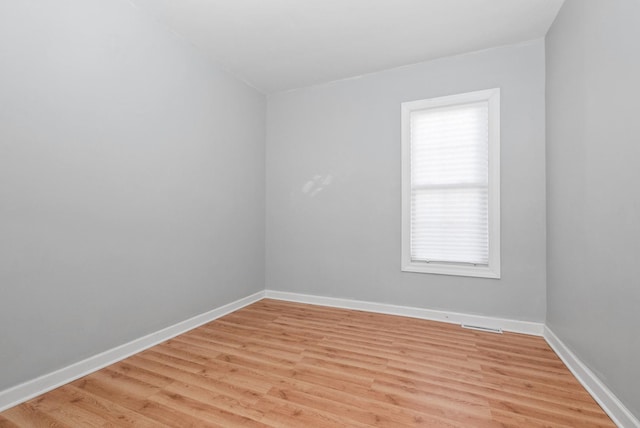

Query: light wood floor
left=0, top=299, right=614, bottom=427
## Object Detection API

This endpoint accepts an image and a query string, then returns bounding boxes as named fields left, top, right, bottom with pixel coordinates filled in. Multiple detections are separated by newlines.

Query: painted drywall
left=266, top=40, right=547, bottom=322
left=546, top=0, right=640, bottom=418
left=0, top=0, right=265, bottom=391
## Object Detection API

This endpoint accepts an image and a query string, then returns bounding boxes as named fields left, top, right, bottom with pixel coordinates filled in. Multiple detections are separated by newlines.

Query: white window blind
left=410, top=102, right=489, bottom=265
left=401, top=89, right=500, bottom=278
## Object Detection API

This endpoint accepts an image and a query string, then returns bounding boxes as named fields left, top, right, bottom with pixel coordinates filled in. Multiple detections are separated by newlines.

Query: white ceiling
left=131, top=0, right=564, bottom=94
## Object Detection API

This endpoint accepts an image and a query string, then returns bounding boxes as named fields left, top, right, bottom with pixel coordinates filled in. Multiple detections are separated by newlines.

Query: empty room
left=1, top=0, right=638, bottom=426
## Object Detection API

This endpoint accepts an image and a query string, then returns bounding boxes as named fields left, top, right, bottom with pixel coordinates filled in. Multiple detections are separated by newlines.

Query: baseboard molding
left=544, top=327, right=639, bottom=428
left=0, top=290, right=265, bottom=413
left=264, top=290, right=544, bottom=336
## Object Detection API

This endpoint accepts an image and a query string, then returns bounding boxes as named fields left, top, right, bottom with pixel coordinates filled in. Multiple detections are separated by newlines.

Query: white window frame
left=401, top=88, right=501, bottom=278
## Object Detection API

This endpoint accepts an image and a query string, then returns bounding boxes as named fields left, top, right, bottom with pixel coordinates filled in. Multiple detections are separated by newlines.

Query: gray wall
left=0, top=0, right=265, bottom=390
left=266, top=40, right=547, bottom=322
left=546, top=0, right=640, bottom=417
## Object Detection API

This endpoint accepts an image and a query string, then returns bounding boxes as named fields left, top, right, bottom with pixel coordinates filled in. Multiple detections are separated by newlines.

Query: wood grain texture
left=0, top=299, right=614, bottom=427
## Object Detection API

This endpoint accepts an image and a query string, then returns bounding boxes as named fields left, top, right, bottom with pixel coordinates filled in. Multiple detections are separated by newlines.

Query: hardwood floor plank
left=0, top=402, right=71, bottom=428
left=267, top=375, right=467, bottom=428
left=0, top=416, right=22, bottom=428
left=148, top=389, right=268, bottom=427
left=162, top=380, right=267, bottom=421
left=259, top=399, right=374, bottom=428
left=0, top=299, right=615, bottom=427
left=266, top=386, right=416, bottom=427
left=65, top=385, right=162, bottom=427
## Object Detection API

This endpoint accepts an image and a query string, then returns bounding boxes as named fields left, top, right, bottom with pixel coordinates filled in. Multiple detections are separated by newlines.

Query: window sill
left=402, top=261, right=500, bottom=279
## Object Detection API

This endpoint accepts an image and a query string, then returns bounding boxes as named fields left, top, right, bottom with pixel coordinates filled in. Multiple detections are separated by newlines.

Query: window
left=401, top=89, right=500, bottom=278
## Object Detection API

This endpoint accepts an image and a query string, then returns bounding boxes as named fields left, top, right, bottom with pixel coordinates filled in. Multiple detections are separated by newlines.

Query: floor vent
left=461, top=324, right=503, bottom=334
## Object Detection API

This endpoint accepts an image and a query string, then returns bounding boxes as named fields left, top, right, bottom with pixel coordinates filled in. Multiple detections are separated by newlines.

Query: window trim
left=401, top=88, right=501, bottom=279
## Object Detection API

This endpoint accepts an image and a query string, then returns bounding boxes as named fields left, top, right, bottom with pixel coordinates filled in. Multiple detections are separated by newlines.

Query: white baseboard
left=0, top=290, right=265, bottom=413
left=264, top=290, right=544, bottom=336
left=544, top=327, right=639, bottom=428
